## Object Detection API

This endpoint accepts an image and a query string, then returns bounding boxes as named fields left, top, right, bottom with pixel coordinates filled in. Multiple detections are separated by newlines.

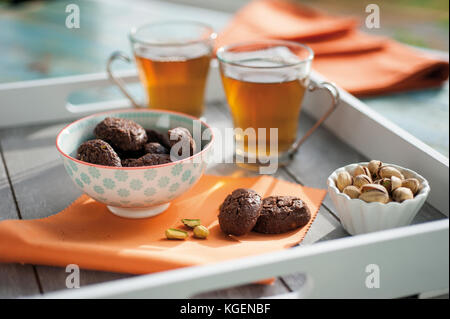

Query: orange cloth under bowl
left=0, top=175, right=326, bottom=277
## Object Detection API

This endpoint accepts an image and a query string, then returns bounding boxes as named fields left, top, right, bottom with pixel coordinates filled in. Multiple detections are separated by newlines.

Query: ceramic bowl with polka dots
left=56, top=109, right=214, bottom=219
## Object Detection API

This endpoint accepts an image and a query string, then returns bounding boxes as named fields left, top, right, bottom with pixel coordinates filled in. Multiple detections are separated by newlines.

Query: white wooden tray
left=0, top=63, right=448, bottom=298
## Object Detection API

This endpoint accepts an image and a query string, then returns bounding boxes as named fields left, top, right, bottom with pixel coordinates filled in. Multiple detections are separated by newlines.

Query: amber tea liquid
left=221, top=70, right=307, bottom=159
left=135, top=51, right=211, bottom=118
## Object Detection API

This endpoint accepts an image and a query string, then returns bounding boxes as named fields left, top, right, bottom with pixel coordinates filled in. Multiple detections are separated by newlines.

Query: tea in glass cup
left=108, top=21, right=216, bottom=118
left=217, top=41, right=339, bottom=169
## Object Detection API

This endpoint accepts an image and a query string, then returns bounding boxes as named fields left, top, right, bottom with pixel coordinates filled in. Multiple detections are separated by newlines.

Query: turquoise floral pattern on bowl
left=103, top=178, right=116, bottom=190
left=56, top=110, right=213, bottom=209
left=88, top=166, right=100, bottom=179
left=181, top=170, right=191, bottom=182
left=80, top=172, right=91, bottom=185
left=171, top=163, right=183, bottom=176
left=130, top=179, right=143, bottom=191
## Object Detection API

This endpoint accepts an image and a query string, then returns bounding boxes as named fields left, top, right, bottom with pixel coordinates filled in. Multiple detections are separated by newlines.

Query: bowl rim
left=327, top=162, right=431, bottom=207
left=56, top=108, right=215, bottom=170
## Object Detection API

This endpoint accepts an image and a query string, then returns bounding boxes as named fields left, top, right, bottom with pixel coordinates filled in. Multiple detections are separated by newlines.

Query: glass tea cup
left=107, top=21, right=216, bottom=118
left=217, top=40, right=339, bottom=170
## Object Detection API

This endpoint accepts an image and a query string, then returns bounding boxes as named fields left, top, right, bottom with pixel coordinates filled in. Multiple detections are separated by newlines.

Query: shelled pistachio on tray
left=165, top=219, right=209, bottom=240
left=336, top=160, right=421, bottom=204
left=165, top=228, right=189, bottom=240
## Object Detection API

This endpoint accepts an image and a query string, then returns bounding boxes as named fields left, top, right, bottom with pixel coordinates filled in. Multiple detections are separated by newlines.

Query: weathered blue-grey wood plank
left=362, top=82, right=449, bottom=158
left=0, top=146, right=41, bottom=298
left=0, top=123, right=131, bottom=294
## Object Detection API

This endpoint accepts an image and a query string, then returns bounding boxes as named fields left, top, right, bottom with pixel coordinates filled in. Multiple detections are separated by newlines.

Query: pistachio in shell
left=336, top=171, right=353, bottom=192
left=392, top=187, right=414, bottom=203
left=391, top=176, right=402, bottom=193
left=360, top=183, right=389, bottom=194
left=354, top=174, right=372, bottom=188
left=354, top=165, right=371, bottom=177
left=402, top=178, right=420, bottom=195
left=368, top=160, right=383, bottom=177
left=359, top=190, right=389, bottom=204
left=378, top=178, right=392, bottom=193
left=377, top=166, right=405, bottom=180
left=359, top=184, right=389, bottom=203
left=343, top=185, right=361, bottom=199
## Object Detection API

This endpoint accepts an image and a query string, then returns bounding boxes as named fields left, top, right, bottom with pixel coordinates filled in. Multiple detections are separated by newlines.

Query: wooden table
left=0, top=99, right=446, bottom=298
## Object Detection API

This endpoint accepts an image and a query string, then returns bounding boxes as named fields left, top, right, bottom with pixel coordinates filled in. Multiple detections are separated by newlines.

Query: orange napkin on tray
left=216, top=0, right=449, bottom=96
left=0, top=175, right=326, bottom=277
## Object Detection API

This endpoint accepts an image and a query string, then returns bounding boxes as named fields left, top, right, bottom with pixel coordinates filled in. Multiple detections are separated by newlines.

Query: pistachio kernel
left=181, top=219, right=201, bottom=228
left=193, top=225, right=209, bottom=239
left=165, top=228, right=188, bottom=240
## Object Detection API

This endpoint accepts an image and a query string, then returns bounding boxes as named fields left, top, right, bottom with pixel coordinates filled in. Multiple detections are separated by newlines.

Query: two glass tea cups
left=107, top=21, right=339, bottom=168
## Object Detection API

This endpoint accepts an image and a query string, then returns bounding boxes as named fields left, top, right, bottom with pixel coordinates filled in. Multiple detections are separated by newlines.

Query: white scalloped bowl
left=327, top=162, right=430, bottom=235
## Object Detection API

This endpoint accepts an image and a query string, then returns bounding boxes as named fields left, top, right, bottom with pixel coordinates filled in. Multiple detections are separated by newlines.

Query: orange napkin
left=0, top=175, right=326, bottom=277
left=216, top=0, right=449, bottom=96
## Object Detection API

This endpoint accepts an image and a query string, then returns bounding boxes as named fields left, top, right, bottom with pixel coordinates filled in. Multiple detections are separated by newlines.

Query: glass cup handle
left=106, top=51, right=141, bottom=108
left=290, top=81, right=340, bottom=155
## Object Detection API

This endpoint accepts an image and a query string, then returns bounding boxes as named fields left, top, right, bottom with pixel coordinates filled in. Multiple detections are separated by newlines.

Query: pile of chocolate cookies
left=76, top=117, right=196, bottom=167
left=218, top=189, right=311, bottom=235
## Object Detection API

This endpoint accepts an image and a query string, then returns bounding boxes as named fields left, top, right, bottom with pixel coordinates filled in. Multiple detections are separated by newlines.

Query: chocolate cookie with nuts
left=218, top=188, right=262, bottom=236
left=146, top=129, right=170, bottom=149
left=77, top=139, right=122, bottom=167
left=121, top=153, right=171, bottom=167
left=253, top=196, right=311, bottom=234
left=144, top=142, right=169, bottom=155
left=94, top=117, right=147, bottom=152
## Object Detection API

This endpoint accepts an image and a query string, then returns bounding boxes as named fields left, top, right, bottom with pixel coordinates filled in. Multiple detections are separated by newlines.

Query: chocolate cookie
left=146, top=129, right=170, bottom=149
left=77, top=139, right=121, bottom=167
left=168, top=127, right=196, bottom=157
left=115, top=149, right=145, bottom=161
left=94, top=117, right=147, bottom=152
left=121, top=153, right=171, bottom=167
left=144, top=142, right=169, bottom=155
left=218, top=188, right=262, bottom=236
left=253, top=196, right=311, bottom=234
